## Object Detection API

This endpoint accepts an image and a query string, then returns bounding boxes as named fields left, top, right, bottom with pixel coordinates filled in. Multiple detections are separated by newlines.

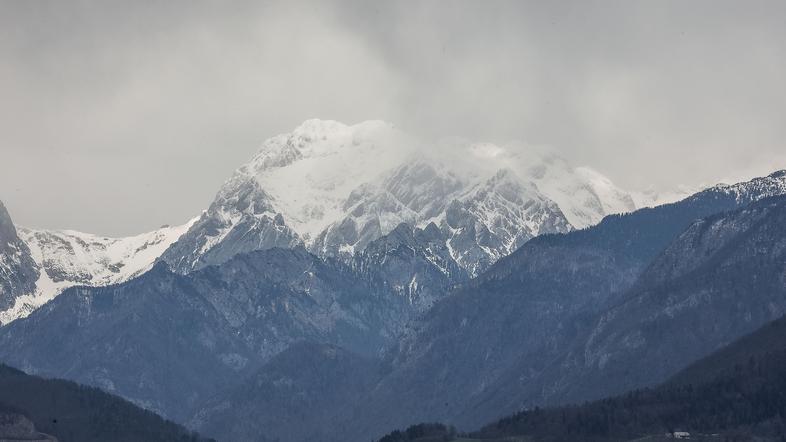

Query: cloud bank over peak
left=1, top=1, right=785, bottom=235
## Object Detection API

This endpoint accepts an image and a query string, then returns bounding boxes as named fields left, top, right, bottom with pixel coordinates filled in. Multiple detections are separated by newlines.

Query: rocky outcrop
left=0, top=413, right=56, bottom=442
left=0, top=201, right=39, bottom=313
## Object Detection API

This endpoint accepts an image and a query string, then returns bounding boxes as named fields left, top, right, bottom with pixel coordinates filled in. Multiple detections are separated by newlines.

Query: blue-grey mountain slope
left=334, top=171, right=786, bottom=440
left=187, top=170, right=786, bottom=442
left=191, top=342, right=379, bottom=442
left=0, top=212, right=485, bottom=427
left=381, top=313, right=786, bottom=442
left=0, top=247, right=414, bottom=422
left=3, top=170, right=785, bottom=442
left=552, top=193, right=786, bottom=401
left=474, top=310, right=786, bottom=441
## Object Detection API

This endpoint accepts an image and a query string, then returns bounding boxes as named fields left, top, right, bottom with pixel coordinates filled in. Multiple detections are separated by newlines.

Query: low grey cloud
left=1, top=0, right=785, bottom=235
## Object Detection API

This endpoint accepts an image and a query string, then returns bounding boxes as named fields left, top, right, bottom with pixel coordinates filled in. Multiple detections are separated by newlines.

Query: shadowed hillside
left=0, top=364, right=213, bottom=442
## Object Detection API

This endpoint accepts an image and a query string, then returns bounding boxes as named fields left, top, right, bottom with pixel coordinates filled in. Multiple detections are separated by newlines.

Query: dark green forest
left=378, top=423, right=457, bottom=442
left=0, top=364, right=212, bottom=442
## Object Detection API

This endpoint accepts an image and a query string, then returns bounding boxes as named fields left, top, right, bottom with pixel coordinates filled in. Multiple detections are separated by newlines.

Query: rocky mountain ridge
left=2, top=119, right=646, bottom=324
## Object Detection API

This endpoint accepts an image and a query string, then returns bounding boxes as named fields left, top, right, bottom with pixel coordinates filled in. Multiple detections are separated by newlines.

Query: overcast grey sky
left=2, top=0, right=786, bottom=235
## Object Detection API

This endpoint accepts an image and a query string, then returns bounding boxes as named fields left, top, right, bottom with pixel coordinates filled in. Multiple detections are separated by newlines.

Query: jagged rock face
left=312, top=182, right=418, bottom=259
left=0, top=247, right=411, bottom=422
left=159, top=177, right=300, bottom=274
left=161, top=119, right=635, bottom=277
left=438, top=170, right=572, bottom=275
left=353, top=223, right=469, bottom=313
left=0, top=201, right=39, bottom=312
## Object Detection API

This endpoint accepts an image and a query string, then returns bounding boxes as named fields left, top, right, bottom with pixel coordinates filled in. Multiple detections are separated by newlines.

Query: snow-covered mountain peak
left=162, top=119, right=639, bottom=275
left=245, top=119, right=403, bottom=174
left=236, top=120, right=416, bottom=240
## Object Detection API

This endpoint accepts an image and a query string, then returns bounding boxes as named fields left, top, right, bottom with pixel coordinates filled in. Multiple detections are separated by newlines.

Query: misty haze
left=1, top=2, right=786, bottom=442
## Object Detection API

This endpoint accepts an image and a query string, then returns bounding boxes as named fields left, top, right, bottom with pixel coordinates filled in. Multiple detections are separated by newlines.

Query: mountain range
left=2, top=120, right=786, bottom=442
left=322, top=172, right=786, bottom=441
left=191, top=172, right=786, bottom=440
left=2, top=120, right=654, bottom=325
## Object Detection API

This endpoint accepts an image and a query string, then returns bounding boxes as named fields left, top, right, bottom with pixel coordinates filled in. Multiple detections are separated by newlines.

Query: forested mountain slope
left=0, top=364, right=212, bottom=442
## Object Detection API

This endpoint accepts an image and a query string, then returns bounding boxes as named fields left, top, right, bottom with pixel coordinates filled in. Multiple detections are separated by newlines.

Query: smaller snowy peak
left=0, top=219, right=196, bottom=324
left=630, top=170, right=786, bottom=209
left=20, top=220, right=196, bottom=286
left=714, top=169, right=786, bottom=203
left=158, top=176, right=302, bottom=273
